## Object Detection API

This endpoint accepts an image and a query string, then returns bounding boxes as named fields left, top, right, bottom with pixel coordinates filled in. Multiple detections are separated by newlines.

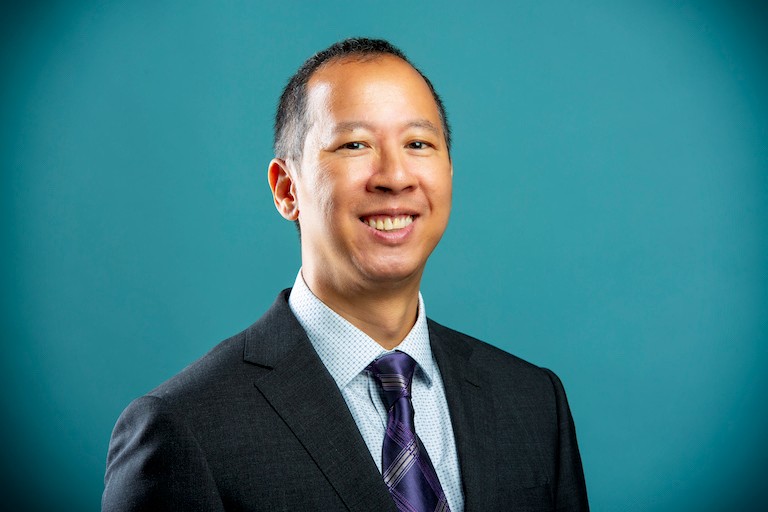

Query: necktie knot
left=367, top=351, right=417, bottom=410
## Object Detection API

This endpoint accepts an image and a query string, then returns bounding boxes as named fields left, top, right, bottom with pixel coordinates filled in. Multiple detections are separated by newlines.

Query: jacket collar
left=429, top=319, right=498, bottom=512
left=244, top=290, right=397, bottom=512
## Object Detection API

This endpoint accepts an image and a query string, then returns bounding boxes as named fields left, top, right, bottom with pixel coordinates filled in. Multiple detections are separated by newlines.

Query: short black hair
left=273, top=37, right=451, bottom=163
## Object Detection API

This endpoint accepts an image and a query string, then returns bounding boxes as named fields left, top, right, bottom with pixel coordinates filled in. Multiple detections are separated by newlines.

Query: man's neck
left=300, top=269, right=421, bottom=350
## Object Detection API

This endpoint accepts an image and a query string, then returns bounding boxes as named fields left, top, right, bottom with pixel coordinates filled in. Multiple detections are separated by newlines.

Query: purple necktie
left=367, top=351, right=451, bottom=512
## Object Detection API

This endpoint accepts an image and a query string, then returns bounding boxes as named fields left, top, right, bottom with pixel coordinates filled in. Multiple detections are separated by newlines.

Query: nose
left=367, top=145, right=418, bottom=194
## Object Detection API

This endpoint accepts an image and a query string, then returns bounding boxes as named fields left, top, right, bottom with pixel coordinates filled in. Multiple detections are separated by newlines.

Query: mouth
left=360, top=214, right=415, bottom=232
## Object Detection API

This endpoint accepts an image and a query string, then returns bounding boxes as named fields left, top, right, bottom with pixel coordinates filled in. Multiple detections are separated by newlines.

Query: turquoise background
left=2, top=1, right=766, bottom=510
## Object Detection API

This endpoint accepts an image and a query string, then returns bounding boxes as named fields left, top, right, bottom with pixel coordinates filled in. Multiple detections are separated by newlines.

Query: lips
left=360, top=214, right=414, bottom=232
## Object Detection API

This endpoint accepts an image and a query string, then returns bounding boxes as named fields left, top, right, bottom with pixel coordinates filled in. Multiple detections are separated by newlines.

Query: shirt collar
left=288, top=270, right=435, bottom=389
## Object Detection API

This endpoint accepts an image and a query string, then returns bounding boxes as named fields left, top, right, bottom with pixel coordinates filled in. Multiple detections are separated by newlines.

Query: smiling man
left=269, top=49, right=453, bottom=350
left=103, top=38, right=589, bottom=512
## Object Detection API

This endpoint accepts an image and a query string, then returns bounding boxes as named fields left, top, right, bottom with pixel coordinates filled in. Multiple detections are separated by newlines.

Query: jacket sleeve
left=543, top=368, right=589, bottom=511
left=102, top=395, right=225, bottom=512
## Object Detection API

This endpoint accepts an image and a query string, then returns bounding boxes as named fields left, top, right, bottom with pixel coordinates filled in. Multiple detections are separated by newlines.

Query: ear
left=268, top=158, right=300, bottom=221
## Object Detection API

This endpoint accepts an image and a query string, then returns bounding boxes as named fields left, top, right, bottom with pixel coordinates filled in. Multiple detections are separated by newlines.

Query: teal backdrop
left=2, top=1, right=766, bottom=510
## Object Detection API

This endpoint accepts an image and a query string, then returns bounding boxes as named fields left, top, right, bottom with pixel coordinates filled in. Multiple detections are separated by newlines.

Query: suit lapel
left=244, top=292, right=396, bottom=512
left=429, top=321, right=498, bottom=512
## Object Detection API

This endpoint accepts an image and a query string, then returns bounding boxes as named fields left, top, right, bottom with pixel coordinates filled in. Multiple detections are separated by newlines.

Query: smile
left=360, top=215, right=414, bottom=232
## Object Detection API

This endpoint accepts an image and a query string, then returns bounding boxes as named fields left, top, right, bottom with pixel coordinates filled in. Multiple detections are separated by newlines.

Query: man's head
left=273, top=38, right=451, bottom=164
left=268, top=38, right=453, bottom=297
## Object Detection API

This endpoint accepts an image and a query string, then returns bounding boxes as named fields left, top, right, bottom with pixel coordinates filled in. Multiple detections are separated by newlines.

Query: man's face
left=283, top=55, right=452, bottom=291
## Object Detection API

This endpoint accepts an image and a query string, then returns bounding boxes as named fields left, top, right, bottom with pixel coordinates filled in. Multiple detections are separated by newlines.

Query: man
left=103, top=38, right=588, bottom=511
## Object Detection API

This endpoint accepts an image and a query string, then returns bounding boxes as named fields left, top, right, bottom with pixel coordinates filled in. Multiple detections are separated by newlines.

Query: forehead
left=304, top=55, right=441, bottom=125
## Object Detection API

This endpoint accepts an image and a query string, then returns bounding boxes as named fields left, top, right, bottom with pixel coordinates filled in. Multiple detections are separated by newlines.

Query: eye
left=407, top=141, right=432, bottom=150
left=340, top=141, right=365, bottom=150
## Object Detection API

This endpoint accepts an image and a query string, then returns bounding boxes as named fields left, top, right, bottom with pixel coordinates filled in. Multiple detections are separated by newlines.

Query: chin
left=356, top=260, right=425, bottom=286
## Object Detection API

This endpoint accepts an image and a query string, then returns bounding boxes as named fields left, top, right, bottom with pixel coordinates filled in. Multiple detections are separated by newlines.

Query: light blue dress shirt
left=288, top=272, right=465, bottom=512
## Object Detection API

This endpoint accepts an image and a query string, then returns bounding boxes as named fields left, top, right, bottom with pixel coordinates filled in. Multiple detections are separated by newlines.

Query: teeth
left=364, top=216, right=413, bottom=231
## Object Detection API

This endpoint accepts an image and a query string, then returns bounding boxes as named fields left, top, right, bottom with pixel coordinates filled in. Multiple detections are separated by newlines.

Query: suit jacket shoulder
left=427, top=318, right=589, bottom=511
left=103, top=290, right=396, bottom=512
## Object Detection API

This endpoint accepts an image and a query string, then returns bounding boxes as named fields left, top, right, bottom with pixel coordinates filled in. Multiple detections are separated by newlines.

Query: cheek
left=428, top=174, right=453, bottom=209
left=315, top=182, right=336, bottom=218
left=301, top=166, right=339, bottom=219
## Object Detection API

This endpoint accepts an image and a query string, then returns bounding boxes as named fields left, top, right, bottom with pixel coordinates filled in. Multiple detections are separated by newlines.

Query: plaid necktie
left=367, top=351, right=451, bottom=512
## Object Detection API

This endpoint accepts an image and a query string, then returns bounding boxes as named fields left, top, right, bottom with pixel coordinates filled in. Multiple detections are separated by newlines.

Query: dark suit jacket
left=103, top=290, right=588, bottom=511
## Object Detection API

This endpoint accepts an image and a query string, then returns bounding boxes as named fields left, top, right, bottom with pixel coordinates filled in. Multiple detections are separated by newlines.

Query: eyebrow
left=332, top=119, right=441, bottom=136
